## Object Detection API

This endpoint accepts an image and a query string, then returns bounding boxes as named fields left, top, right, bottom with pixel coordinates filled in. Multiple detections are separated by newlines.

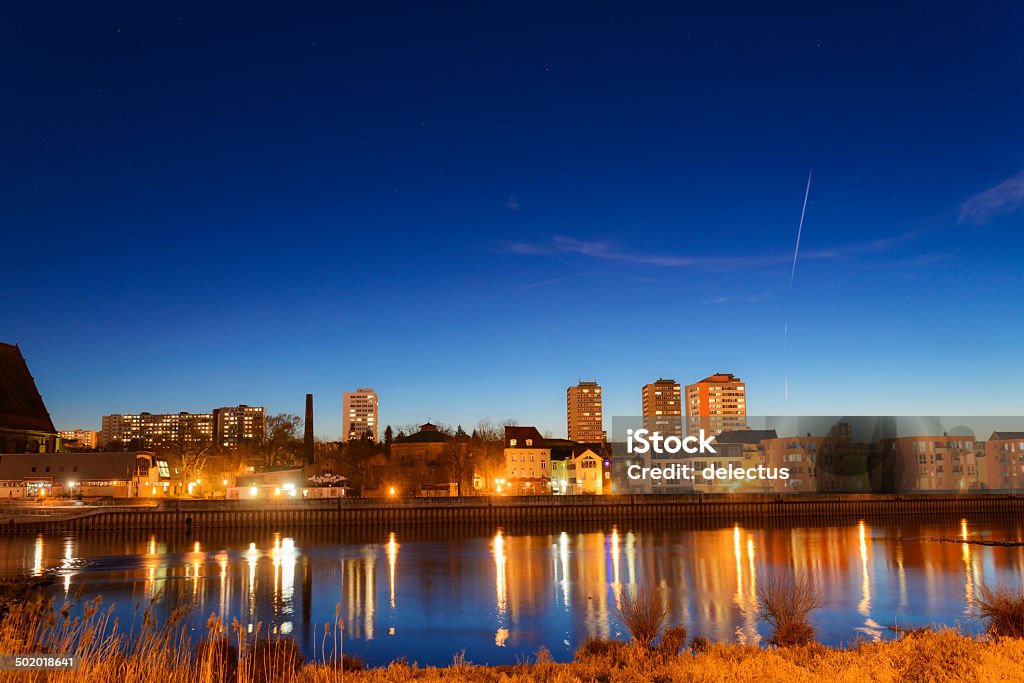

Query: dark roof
left=0, top=452, right=157, bottom=481
left=505, top=426, right=545, bottom=448
left=990, top=432, right=1024, bottom=441
left=715, top=429, right=778, bottom=444
left=0, top=343, right=56, bottom=434
left=395, top=424, right=452, bottom=443
left=692, top=373, right=740, bottom=384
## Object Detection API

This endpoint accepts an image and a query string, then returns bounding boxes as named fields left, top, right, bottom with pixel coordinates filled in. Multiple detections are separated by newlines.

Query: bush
left=616, top=582, right=668, bottom=649
left=657, top=625, right=688, bottom=656
left=690, top=635, right=711, bottom=654
left=756, top=572, right=823, bottom=647
left=976, top=583, right=1024, bottom=638
left=575, top=638, right=630, bottom=663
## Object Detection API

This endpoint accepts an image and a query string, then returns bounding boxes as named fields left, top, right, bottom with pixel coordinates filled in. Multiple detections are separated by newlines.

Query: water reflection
left=2, top=517, right=1024, bottom=666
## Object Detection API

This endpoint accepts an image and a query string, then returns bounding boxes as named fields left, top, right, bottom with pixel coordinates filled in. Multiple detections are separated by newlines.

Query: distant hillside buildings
left=343, top=388, right=378, bottom=442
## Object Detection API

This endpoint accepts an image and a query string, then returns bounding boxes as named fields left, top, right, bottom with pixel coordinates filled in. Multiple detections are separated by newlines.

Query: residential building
left=984, top=432, right=1024, bottom=490
left=685, top=373, right=747, bottom=435
left=567, top=381, right=604, bottom=443
left=0, top=342, right=57, bottom=453
left=212, top=405, right=265, bottom=447
left=59, top=430, right=100, bottom=450
left=343, top=388, right=379, bottom=442
left=386, top=423, right=465, bottom=494
left=504, top=426, right=551, bottom=495
left=568, top=446, right=606, bottom=495
left=0, top=451, right=170, bottom=498
left=548, top=440, right=609, bottom=494
left=876, top=435, right=980, bottom=492
left=641, top=378, right=682, bottom=438
left=762, top=426, right=873, bottom=493
left=691, top=429, right=778, bottom=494
left=100, top=412, right=214, bottom=450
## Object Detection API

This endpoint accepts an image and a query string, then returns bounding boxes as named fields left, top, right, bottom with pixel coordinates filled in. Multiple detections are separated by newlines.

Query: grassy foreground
left=2, top=577, right=1024, bottom=682
left=2, top=626, right=1024, bottom=682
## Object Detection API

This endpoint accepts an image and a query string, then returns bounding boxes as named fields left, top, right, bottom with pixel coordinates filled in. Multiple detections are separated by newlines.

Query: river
left=1, top=515, right=1022, bottom=666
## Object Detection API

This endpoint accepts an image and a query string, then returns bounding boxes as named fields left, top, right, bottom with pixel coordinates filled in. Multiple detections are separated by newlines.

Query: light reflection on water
left=2, top=517, right=1024, bottom=666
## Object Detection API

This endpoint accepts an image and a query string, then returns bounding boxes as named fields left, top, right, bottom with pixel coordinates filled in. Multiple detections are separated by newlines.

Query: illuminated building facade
left=504, top=426, right=550, bottom=495
left=343, top=388, right=379, bottom=442
left=983, top=432, right=1024, bottom=490
left=101, top=411, right=214, bottom=449
left=641, top=378, right=682, bottom=438
left=213, top=405, right=265, bottom=447
left=567, top=380, right=604, bottom=443
left=877, top=435, right=980, bottom=492
left=685, top=372, right=746, bottom=435
left=59, top=429, right=100, bottom=450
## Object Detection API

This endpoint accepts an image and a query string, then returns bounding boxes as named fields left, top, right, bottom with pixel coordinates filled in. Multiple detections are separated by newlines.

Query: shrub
left=756, top=572, right=823, bottom=647
left=616, top=582, right=669, bottom=649
left=657, top=625, right=688, bottom=656
left=976, top=583, right=1024, bottom=638
left=690, top=635, right=711, bottom=654
left=575, top=638, right=628, bottom=661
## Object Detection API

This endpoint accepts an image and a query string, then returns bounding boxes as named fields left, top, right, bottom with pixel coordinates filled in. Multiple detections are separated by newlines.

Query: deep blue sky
left=4, top=2, right=1024, bottom=438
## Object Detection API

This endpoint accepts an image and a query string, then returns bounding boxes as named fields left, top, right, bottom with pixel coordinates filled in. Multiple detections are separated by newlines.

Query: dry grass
left=2, top=593, right=1024, bottom=682
left=757, top=572, right=824, bottom=647
left=615, top=581, right=668, bottom=649
left=976, top=583, right=1024, bottom=639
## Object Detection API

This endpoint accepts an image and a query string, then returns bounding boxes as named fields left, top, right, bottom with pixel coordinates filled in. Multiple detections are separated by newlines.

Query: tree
left=263, top=414, right=303, bottom=468
left=383, top=425, right=394, bottom=447
left=445, top=442, right=474, bottom=496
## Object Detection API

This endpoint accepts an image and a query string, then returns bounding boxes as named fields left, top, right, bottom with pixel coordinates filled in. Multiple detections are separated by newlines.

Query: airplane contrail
left=789, top=170, right=813, bottom=288
left=785, top=171, right=813, bottom=401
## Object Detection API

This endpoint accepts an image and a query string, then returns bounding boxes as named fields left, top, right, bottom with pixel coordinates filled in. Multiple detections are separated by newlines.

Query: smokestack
left=304, top=393, right=314, bottom=466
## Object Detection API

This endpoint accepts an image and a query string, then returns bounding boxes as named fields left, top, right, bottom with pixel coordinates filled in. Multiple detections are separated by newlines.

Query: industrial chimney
left=304, top=393, right=314, bottom=466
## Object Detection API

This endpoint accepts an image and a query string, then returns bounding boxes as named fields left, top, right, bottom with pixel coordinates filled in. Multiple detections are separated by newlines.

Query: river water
left=1, top=515, right=1022, bottom=666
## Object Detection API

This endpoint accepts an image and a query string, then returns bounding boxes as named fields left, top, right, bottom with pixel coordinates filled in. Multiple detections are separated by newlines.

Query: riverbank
left=299, top=630, right=1024, bottom=682
left=0, top=627, right=1020, bottom=682
left=5, top=493, right=1023, bottom=533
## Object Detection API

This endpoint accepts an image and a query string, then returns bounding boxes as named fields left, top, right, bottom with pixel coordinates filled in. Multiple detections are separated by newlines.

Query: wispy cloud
left=959, top=170, right=1024, bottom=225
left=505, top=194, right=520, bottom=211
left=499, top=234, right=907, bottom=272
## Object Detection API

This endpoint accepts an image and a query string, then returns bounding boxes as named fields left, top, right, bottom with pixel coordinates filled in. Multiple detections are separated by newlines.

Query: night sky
left=4, top=2, right=1024, bottom=438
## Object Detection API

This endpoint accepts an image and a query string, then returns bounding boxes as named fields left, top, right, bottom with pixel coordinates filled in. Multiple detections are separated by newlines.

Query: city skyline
left=5, top=3, right=1024, bottom=438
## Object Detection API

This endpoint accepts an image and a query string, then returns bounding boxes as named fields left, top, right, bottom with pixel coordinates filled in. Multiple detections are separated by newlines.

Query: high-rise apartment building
left=58, top=430, right=100, bottom=449
left=212, top=405, right=265, bottom=447
left=342, top=388, right=379, bottom=442
left=567, top=380, right=604, bottom=443
left=641, top=378, right=682, bottom=438
left=101, top=412, right=214, bottom=449
left=685, top=373, right=747, bottom=435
